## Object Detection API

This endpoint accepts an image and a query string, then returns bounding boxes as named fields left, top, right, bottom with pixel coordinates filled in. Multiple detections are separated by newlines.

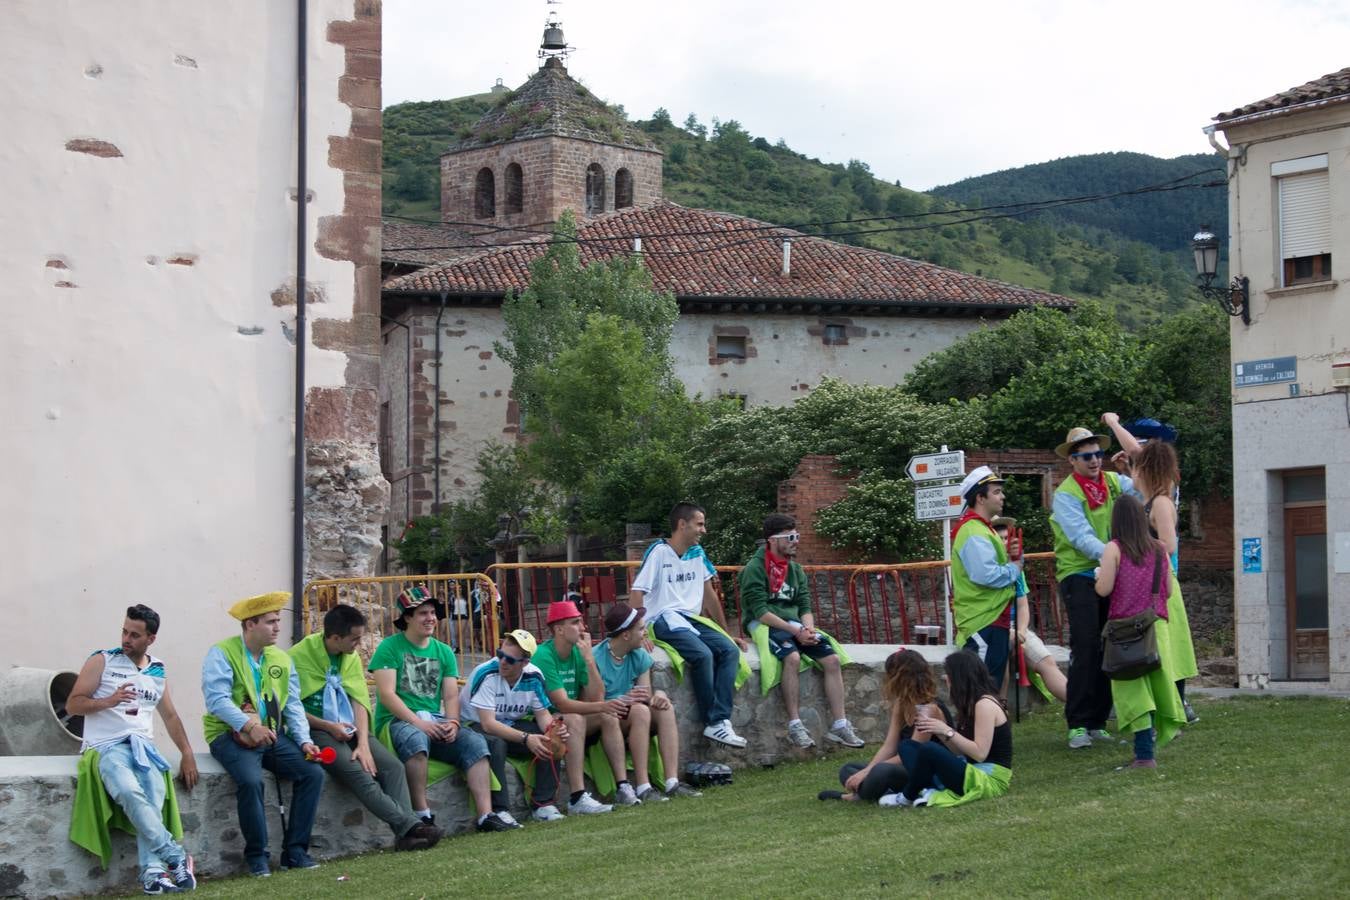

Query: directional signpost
left=906, top=446, right=965, bottom=645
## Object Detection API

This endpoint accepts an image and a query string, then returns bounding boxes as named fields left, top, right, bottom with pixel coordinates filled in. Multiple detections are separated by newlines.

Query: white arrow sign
left=914, top=481, right=965, bottom=521
left=906, top=450, right=965, bottom=483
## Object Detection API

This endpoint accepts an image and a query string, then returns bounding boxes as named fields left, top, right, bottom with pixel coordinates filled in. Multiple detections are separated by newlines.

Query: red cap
left=546, top=599, right=583, bottom=624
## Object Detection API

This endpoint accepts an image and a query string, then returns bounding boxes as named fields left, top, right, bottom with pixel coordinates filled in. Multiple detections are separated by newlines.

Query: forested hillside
left=384, top=97, right=1222, bottom=329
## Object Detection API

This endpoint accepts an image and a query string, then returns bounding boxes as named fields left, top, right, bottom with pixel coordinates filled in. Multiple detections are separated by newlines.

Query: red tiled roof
left=382, top=201, right=1074, bottom=311
left=1215, top=67, right=1350, bottom=121
left=382, top=220, right=487, bottom=267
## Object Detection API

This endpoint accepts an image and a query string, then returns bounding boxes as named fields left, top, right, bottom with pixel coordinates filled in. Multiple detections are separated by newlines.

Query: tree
left=683, top=113, right=707, bottom=140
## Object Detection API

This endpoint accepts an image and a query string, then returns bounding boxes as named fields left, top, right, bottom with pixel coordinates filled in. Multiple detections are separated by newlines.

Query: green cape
left=925, top=761, right=1012, bottom=809
left=749, top=623, right=853, bottom=695
left=647, top=614, right=751, bottom=689
left=69, top=748, right=183, bottom=868
left=291, top=631, right=372, bottom=714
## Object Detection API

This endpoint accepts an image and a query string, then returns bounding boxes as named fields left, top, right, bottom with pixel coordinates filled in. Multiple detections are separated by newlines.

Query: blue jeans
left=653, top=616, right=738, bottom=726
left=388, top=718, right=490, bottom=769
left=97, top=741, right=185, bottom=881
left=899, top=738, right=966, bottom=801
left=209, top=732, right=325, bottom=868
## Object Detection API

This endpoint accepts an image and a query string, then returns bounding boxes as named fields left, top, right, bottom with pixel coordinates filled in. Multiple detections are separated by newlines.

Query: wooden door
left=1284, top=505, right=1329, bottom=679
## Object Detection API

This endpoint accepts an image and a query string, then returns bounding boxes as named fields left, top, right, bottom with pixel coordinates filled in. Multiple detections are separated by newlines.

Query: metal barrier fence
left=482, top=551, right=1066, bottom=646
left=301, top=573, right=502, bottom=673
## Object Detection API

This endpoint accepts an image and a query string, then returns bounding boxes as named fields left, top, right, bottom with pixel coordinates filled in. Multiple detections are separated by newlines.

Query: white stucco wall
left=4, top=1, right=360, bottom=749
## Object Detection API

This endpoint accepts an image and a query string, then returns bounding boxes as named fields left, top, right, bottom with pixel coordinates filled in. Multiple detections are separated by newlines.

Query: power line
left=382, top=169, right=1224, bottom=257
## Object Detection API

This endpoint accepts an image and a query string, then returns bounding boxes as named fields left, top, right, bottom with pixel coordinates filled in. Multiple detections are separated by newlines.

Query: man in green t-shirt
left=371, top=588, right=513, bottom=832
left=740, top=514, right=863, bottom=750
left=533, top=599, right=623, bottom=813
left=293, top=605, right=443, bottom=851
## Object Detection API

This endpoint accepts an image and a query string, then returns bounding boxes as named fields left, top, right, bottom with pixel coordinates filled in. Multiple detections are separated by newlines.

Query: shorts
left=1020, top=629, right=1051, bottom=668
left=963, top=623, right=1010, bottom=691
left=388, top=718, right=489, bottom=770
left=766, top=626, right=837, bottom=662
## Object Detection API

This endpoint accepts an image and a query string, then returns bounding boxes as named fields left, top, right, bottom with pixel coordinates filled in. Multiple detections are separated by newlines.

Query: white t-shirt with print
left=631, top=541, right=714, bottom=629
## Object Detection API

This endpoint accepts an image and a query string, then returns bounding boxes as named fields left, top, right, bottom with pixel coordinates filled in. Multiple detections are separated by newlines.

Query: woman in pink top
left=1093, top=496, right=1186, bottom=768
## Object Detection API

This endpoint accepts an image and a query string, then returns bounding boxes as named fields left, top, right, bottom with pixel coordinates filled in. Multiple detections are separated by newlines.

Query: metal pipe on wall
left=432, top=292, right=448, bottom=513
left=291, top=0, right=309, bottom=641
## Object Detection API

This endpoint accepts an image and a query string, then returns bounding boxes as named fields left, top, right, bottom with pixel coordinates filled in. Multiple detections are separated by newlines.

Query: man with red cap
left=532, top=598, right=622, bottom=813
left=950, top=467, right=1024, bottom=691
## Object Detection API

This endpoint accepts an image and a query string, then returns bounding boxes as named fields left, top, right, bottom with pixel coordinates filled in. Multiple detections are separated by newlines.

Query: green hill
left=383, top=100, right=1217, bottom=329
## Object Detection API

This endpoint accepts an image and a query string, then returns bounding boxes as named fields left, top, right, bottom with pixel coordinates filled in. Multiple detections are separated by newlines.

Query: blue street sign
left=1233, top=357, right=1296, bottom=388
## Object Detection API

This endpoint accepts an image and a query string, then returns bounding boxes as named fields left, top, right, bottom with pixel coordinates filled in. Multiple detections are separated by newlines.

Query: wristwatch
left=944, top=729, right=955, bottom=740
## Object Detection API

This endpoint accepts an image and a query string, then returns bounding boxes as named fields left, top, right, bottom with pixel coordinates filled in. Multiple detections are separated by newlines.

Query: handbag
left=1100, top=551, right=1163, bottom=680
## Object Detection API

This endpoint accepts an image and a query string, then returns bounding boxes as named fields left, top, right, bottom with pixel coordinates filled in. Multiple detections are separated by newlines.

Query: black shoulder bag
left=1101, top=551, right=1163, bottom=680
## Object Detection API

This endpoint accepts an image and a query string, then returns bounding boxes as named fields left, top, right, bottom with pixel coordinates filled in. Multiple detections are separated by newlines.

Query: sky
left=383, top=0, right=1350, bottom=191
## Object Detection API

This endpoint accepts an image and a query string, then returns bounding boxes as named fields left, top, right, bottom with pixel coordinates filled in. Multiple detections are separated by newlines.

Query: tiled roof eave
left=1214, top=91, right=1350, bottom=127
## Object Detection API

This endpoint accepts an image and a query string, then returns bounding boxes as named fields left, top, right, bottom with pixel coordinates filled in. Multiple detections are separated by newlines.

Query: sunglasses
left=1071, top=450, right=1106, bottom=461
left=771, top=531, right=800, bottom=543
left=496, top=649, right=528, bottom=665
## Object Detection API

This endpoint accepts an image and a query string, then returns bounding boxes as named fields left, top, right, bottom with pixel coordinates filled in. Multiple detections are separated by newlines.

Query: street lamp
left=1191, top=226, right=1250, bottom=325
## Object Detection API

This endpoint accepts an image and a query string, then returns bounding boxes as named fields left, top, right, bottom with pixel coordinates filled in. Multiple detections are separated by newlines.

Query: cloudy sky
left=384, top=0, right=1350, bottom=190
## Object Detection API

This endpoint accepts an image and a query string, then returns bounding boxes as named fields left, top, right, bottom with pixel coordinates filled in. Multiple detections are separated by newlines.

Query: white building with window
left=1211, top=68, right=1350, bottom=688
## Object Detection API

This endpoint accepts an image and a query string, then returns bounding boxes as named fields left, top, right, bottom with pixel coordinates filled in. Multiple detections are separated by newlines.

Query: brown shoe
left=395, top=821, right=444, bottom=851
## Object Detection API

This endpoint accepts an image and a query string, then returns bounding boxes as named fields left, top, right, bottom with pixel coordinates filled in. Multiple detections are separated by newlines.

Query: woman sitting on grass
left=820, top=648, right=950, bottom=803
left=1093, top=495, right=1185, bottom=769
left=882, top=649, right=1012, bottom=808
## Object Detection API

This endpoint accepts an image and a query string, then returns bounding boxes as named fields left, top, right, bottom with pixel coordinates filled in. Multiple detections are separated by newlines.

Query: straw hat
left=1055, top=426, right=1112, bottom=459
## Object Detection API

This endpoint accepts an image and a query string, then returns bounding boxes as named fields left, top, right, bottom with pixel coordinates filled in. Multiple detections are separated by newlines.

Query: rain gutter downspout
left=291, top=0, right=308, bottom=641
left=433, top=292, right=448, bottom=513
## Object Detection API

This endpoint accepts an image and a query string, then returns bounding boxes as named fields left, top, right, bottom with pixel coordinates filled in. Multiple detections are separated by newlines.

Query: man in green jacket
left=292, top=604, right=444, bottom=852
left=740, top=514, right=863, bottom=749
left=1049, top=426, right=1136, bottom=750
left=950, top=467, right=1023, bottom=692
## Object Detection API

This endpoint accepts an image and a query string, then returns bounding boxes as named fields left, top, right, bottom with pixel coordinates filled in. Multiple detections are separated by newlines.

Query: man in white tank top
left=67, top=605, right=199, bottom=894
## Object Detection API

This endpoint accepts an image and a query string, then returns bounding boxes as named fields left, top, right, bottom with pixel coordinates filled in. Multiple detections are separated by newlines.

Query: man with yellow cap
left=462, top=629, right=558, bottom=823
left=201, top=592, right=324, bottom=877
left=950, top=466, right=1023, bottom=691
left=1050, top=426, right=1137, bottom=750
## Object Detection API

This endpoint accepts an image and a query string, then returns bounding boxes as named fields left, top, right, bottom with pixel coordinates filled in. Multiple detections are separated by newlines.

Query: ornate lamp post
left=1191, top=227, right=1250, bottom=325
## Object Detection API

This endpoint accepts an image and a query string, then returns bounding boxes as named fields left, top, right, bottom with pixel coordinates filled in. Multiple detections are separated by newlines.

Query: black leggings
left=899, top=739, right=966, bottom=801
left=837, top=761, right=908, bottom=801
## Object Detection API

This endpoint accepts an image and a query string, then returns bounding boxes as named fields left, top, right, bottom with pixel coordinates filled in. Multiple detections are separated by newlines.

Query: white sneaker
left=496, top=810, right=520, bottom=826
left=615, top=783, right=641, bottom=806
left=827, top=721, right=865, bottom=748
left=704, top=719, right=748, bottom=748
left=913, top=788, right=938, bottom=807
left=787, top=720, right=815, bottom=748
left=532, top=804, right=564, bottom=822
left=878, top=791, right=912, bottom=808
left=570, top=792, right=613, bottom=815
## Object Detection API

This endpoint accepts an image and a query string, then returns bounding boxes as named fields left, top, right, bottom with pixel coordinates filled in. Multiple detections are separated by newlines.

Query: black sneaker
left=665, top=781, right=703, bottom=798
left=477, top=811, right=523, bottom=832
left=818, top=789, right=844, bottom=801
left=166, top=856, right=196, bottom=891
left=420, top=813, right=436, bottom=826
left=248, top=860, right=271, bottom=878
left=281, top=852, right=320, bottom=870
left=141, top=873, right=179, bottom=895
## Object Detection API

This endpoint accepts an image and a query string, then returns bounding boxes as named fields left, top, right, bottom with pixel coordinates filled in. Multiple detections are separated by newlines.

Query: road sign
left=1234, top=356, right=1296, bottom=387
left=914, top=482, right=964, bottom=521
left=905, top=450, right=965, bottom=483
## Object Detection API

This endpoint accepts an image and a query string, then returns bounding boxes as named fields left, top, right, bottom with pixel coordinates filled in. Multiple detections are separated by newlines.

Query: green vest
left=1050, top=472, right=1123, bottom=581
left=202, top=636, right=293, bottom=744
left=951, top=518, right=1015, bottom=645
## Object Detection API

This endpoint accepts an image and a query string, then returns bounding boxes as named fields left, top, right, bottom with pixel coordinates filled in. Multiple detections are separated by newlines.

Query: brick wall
left=777, top=454, right=855, bottom=565
left=441, top=136, right=661, bottom=238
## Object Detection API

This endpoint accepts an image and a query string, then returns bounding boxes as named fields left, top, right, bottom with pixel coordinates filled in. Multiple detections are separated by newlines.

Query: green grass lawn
left=182, top=696, right=1349, bottom=899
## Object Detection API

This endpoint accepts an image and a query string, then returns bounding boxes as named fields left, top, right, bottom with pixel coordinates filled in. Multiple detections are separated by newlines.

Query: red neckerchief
left=950, top=509, right=990, bottom=542
left=1073, top=472, right=1109, bottom=509
left=765, top=547, right=789, bottom=594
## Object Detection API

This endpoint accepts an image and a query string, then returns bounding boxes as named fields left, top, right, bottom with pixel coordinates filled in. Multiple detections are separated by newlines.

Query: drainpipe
left=432, top=292, right=448, bottom=513
left=380, top=315, right=414, bottom=532
left=291, top=0, right=309, bottom=641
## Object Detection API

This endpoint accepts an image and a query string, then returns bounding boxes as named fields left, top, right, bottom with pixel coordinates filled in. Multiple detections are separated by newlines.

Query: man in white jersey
left=630, top=502, right=747, bottom=748
left=67, top=605, right=199, bottom=895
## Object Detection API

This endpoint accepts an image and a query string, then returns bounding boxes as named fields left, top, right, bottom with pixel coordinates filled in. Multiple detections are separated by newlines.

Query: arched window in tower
left=474, top=167, right=495, bottom=218
left=504, top=163, right=524, bottom=214
left=614, top=168, right=633, bottom=209
left=585, top=163, right=605, bottom=215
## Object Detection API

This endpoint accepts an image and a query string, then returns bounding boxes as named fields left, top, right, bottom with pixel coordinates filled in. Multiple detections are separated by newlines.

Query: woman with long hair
left=1131, top=442, right=1200, bottom=722
left=1094, top=495, right=1186, bottom=767
left=884, top=649, right=1012, bottom=808
left=821, top=649, right=949, bottom=803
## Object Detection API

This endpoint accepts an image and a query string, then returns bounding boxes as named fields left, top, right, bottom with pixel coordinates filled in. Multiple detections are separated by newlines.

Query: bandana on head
left=1073, top=472, right=1109, bottom=509
left=765, top=547, right=789, bottom=594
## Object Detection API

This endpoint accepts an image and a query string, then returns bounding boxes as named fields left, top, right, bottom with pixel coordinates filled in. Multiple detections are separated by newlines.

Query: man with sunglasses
left=740, top=514, right=864, bottom=749
left=1050, top=426, right=1137, bottom=750
left=462, top=630, right=558, bottom=824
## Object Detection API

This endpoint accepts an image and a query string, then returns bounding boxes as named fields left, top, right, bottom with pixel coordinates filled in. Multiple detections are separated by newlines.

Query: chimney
left=781, top=239, right=792, bottom=277
left=633, top=236, right=642, bottom=253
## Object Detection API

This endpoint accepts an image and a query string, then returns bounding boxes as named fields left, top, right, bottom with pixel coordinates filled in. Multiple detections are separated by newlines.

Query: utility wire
left=383, top=169, right=1224, bottom=257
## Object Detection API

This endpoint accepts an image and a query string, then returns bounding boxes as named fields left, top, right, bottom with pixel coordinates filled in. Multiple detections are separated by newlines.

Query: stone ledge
left=0, top=644, right=1060, bottom=897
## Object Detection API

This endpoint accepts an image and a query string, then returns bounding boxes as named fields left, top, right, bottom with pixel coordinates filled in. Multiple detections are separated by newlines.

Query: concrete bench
left=0, top=643, right=1063, bottom=897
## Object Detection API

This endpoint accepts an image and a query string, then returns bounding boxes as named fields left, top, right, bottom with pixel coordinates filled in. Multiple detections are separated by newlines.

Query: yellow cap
left=228, top=591, right=291, bottom=621
left=505, top=629, right=538, bottom=656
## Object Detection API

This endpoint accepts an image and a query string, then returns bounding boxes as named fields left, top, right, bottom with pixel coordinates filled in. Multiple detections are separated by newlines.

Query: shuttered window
left=1278, top=164, right=1331, bottom=286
